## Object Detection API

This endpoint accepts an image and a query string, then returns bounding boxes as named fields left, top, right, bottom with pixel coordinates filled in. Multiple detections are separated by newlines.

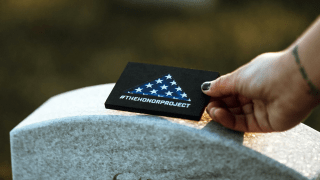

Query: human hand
left=201, top=50, right=319, bottom=132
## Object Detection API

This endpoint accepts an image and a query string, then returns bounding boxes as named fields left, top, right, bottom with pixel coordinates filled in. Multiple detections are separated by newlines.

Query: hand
left=201, top=50, right=319, bottom=132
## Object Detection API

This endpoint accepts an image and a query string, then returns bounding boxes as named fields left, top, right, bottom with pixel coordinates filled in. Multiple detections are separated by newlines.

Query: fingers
left=207, top=99, right=274, bottom=132
left=201, top=69, right=273, bottom=132
left=201, top=73, right=238, bottom=98
left=209, top=108, right=249, bottom=132
left=208, top=108, right=267, bottom=132
left=228, top=103, right=253, bottom=115
left=221, top=95, right=252, bottom=109
left=252, top=100, right=274, bottom=132
left=207, top=95, right=253, bottom=115
left=209, top=108, right=236, bottom=130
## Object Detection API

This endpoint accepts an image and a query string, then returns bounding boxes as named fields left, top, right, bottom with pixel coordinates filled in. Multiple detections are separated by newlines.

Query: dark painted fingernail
left=201, top=82, right=211, bottom=91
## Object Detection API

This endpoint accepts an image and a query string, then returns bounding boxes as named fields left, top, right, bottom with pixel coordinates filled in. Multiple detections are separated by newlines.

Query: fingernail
left=201, top=82, right=211, bottom=91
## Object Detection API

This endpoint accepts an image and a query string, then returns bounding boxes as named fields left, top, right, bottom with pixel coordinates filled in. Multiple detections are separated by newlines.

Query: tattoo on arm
left=292, top=45, right=320, bottom=96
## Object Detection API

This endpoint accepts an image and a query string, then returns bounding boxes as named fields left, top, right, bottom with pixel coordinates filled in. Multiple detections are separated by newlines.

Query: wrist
left=286, top=17, right=320, bottom=97
left=280, top=48, right=320, bottom=108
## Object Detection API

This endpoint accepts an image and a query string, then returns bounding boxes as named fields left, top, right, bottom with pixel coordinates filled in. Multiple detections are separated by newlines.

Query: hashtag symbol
left=119, top=95, right=125, bottom=99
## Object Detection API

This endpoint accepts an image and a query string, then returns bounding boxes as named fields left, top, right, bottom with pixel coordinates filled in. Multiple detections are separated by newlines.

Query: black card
left=105, top=62, right=220, bottom=121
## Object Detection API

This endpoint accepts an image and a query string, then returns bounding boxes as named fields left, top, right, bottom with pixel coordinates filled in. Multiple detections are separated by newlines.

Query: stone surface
left=10, top=83, right=320, bottom=180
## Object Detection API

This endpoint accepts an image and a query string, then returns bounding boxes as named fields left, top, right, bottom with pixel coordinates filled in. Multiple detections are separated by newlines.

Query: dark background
left=0, top=0, right=319, bottom=179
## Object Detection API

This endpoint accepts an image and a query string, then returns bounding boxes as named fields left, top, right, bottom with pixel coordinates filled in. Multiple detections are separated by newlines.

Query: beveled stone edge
left=10, top=114, right=309, bottom=180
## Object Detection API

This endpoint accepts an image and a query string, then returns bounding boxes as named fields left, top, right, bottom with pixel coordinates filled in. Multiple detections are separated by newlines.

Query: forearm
left=286, top=16, right=320, bottom=96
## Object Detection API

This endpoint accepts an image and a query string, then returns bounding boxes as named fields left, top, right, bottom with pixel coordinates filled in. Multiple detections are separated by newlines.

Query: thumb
left=201, top=73, right=239, bottom=98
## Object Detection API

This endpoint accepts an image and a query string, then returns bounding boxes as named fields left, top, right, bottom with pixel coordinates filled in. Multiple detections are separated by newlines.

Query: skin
left=202, top=17, right=320, bottom=132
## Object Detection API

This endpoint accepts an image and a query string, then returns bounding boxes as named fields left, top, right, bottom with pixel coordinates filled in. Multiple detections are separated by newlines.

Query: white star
left=165, top=74, right=172, bottom=79
left=173, top=97, right=178, bottom=99
left=180, top=92, right=187, bottom=98
left=156, top=78, right=163, bottom=84
left=143, top=93, right=147, bottom=95
left=165, top=91, right=173, bottom=96
left=135, top=87, right=143, bottom=92
left=145, top=83, right=153, bottom=88
left=170, top=80, right=177, bottom=86
left=187, top=98, right=191, bottom=102
left=175, top=86, right=182, bottom=91
left=150, top=89, right=158, bottom=94
left=160, top=84, right=168, bottom=90
left=158, top=95, right=163, bottom=97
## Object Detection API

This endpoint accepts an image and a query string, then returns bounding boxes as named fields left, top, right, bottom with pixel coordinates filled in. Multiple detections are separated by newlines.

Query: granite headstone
left=10, top=83, right=320, bottom=180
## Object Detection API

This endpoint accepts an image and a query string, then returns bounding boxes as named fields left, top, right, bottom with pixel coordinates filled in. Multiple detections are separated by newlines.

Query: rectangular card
left=105, top=62, right=219, bottom=121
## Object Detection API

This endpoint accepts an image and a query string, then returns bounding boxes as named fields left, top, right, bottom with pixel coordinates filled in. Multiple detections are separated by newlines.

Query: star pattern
left=165, top=74, right=172, bottom=79
left=170, top=80, right=177, bottom=86
left=165, top=91, right=173, bottom=96
left=160, top=84, right=168, bottom=90
left=155, top=78, right=163, bottom=84
left=125, top=73, right=191, bottom=101
left=135, top=87, right=143, bottom=92
left=145, top=83, right=153, bottom=88
left=150, top=89, right=158, bottom=94
left=181, top=92, right=187, bottom=98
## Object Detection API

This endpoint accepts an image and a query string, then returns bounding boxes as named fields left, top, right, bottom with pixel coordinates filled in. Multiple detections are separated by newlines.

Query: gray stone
left=10, top=83, right=320, bottom=180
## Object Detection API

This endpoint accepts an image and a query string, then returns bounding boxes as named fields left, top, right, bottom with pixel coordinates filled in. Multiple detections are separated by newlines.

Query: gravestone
left=10, top=83, right=320, bottom=180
